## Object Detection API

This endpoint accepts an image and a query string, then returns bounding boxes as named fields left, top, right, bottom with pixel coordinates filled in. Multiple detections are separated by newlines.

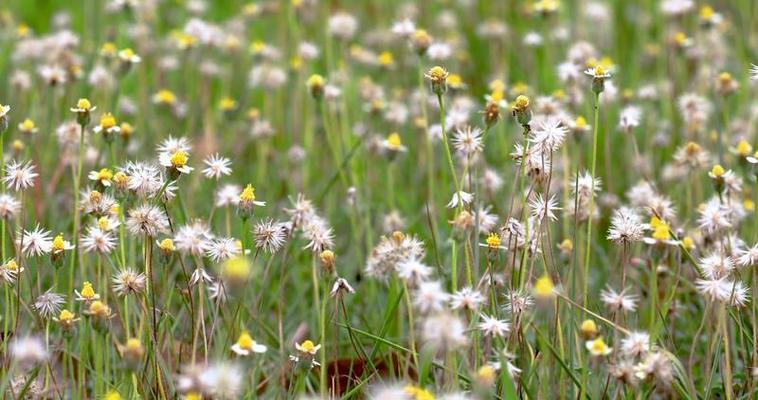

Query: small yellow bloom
left=80, top=281, right=96, bottom=300
left=512, top=95, right=530, bottom=112
left=154, top=89, right=177, bottom=105
left=240, top=184, right=256, bottom=202
left=744, top=199, right=755, bottom=212
left=58, top=309, right=75, bottom=324
left=682, top=236, right=695, bottom=250
left=219, top=97, right=237, bottom=112
left=736, top=140, right=752, bottom=157
left=104, top=390, right=123, bottom=400
left=18, top=118, right=36, bottom=133
left=533, top=274, right=555, bottom=298
left=404, top=385, right=435, bottom=400
left=76, top=98, right=92, bottom=111
left=710, top=164, right=725, bottom=178
left=700, top=5, right=714, bottom=20
left=426, top=66, right=449, bottom=83
left=221, top=256, right=252, bottom=283
left=385, top=132, right=403, bottom=151
left=159, top=238, right=175, bottom=253
left=586, top=336, right=612, bottom=356
left=378, top=51, right=394, bottom=67
left=295, top=339, right=321, bottom=355
left=170, top=151, right=189, bottom=168
left=574, top=116, right=587, bottom=129
left=474, top=365, right=497, bottom=386
left=580, top=319, right=598, bottom=338
left=100, top=113, right=117, bottom=129
left=485, top=232, right=501, bottom=249
left=101, top=42, right=117, bottom=57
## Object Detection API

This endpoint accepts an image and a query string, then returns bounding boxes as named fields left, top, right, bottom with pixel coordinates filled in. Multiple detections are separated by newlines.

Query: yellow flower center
left=159, top=238, right=175, bottom=252
left=700, top=5, right=714, bottom=20
left=652, top=225, right=671, bottom=241
left=119, top=48, right=135, bottom=59
left=58, top=309, right=74, bottom=323
left=126, top=338, right=142, bottom=352
left=89, top=300, right=109, bottom=315
left=674, top=32, right=688, bottom=46
left=386, top=132, right=402, bottom=149
left=222, top=256, right=251, bottom=281
left=240, top=184, right=256, bottom=202
left=575, top=116, right=587, bottom=129
left=81, top=281, right=95, bottom=299
left=590, top=337, right=608, bottom=354
left=97, top=168, right=113, bottom=181
left=220, top=97, right=237, bottom=111
left=97, top=217, right=110, bottom=230
left=682, top=236, right=695, bottom=250
left=533, top=274, right=555, bottom=298
left=580, top=319, right=597, bottom=335
left=20, top=119, right=35, bottom=131
left=711, top=164, right=725, bottom=178
left=718, top=72, right=733, bottom=84
left=513, top=94, right=530, bottom=111
left=104, top=390, right=122, bottom=400
left=428, top=66, right=448, bottom=82
left=90, top=190, right=102, bottom=203
left=299, top=340, right=316, bottom=353
left=77, top=98, right=92, bottom=111
left=6, top=260, right=18, bottom=271
left=52, top=234, right=66, bottom=252
left=113, top=171, right=129, bottom=186
left=378, top=51, right=393, bottom=66
left=170, top=151, right=188, bottom=168
left=736, top=140, right=752, bottom=156
left=156, top=90, right=176, bottom=104
left=490, top=89, right=504, bottom=102
left=237, top=331, right=254, bottom=350
left=744, top=199, right=755, bottom=212
left=100, top=113, right=117, bottom=129
left=593, top=65, right=606, bottom=76
left=306, top=74, right=325, bottom=89
left=485, top=233, right=501, bottom=248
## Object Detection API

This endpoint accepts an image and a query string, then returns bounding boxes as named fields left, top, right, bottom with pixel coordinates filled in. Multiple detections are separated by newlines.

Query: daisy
left=92, top=113, right=121, bottom=137
left=231, top=331, right=267, bottom=356
left=586, top=336, right=612, bottom=357
left=159, top=150, right=194, bottom=175
left=74, top=281, right=101, bottom=302
left=88, top=168, right=114, bottom=187
left=202, top=153, right=232, bottom=179
left=237, top=184, right=266, bottom=214
left=3, top=160, right=37, bottom=191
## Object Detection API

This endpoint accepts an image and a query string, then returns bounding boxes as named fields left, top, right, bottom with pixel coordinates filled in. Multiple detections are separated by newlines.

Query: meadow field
left=1, top=0, right=758, bottom=398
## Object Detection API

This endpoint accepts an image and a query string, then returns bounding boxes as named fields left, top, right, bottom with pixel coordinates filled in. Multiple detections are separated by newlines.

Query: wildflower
left=532, top=273, right=555, bottom=299
left=18, top=118, right=37, bottom=134
left=529, top=193, right=560, bottom=221
left=451, top=126, right=483, bottom=157
left=53, top=309, right=79, bottom=330
left=231, top=331, right=267, bottom=356
left=120, top=338, right=144, bottom=363
left=396, top=258, right=433, bottom=285
left=715, top=72, right=738, bottom=96
left=10, top=336, right=48, bottom=368
left=306, top=74, right=325, bottom=98
left=607, top=207, right=645, bottom=243
left=206, top=238, right=242, bottom=263
left=291, top=340, right=321, bottom=368
left=0, top=104, right=9, bottom=132
left=478, top=314, right=510, bottom=338
left=17, top=225, right=52, bottom=257
left=422, top=312, right=468, bottom=351
left=484, top=232, right=502, bottom=251
left=600, top=286, right=638, bottom=312
left=220, top=256, right=252, bottom=285
left=237, top=184, right=266, bottom=216
left=301, top=217, right=334, bottom=254
left=153, top=89, right=178, bottom=105
left=126, top=204, right=169, bottom=237
left=412, top=29, right=433, bottom=54
left=620, top=332, right=651, bottom=358
left=586, top=336, right=612, bottom=357
left=75, top=281, right=101, bottom=302
left=404, top=386, right=435, bottom=400
left=0, top=259, right=22, bottom=284
left=584, top=64, right=612, bottom=94
left=750, top=64, right=758, bottom=81
left=330, top=277, right=355, bottom=297
left=425, top=66, right=449, bottom=95
left=160, top=150, right=194, bottom=177
left=0, top=194, right=21, bottom=220
left=199, top=363, right=243, bottom=399
left=33, top=289, right=65, bottom=318
left=81, top=227, right=116, bottom=254
left=113, top=269, right=147, bottom=296
left=85, top=300, right=113, bottom=320
left=3, top=160, right=38, bottom=191
left=580, top=319, right=598, bottom=339
left=511, top=95, right=532, bottom=126
left=414, top=281, right=450, bottom=314
left=382, top=132, right=407, bottom=153
left=446, top=191, right=473, bottom=209
left=88, top=168, right=114, bottom=187
left=202, top=154, right=232, bottom=180
left=93, top=113, right=121, bottom=141
left=252, top=219, right=288, bottom=254
left=118, top=48, right=141, bottom=66
left=319, top=249, right=336, bottom=274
